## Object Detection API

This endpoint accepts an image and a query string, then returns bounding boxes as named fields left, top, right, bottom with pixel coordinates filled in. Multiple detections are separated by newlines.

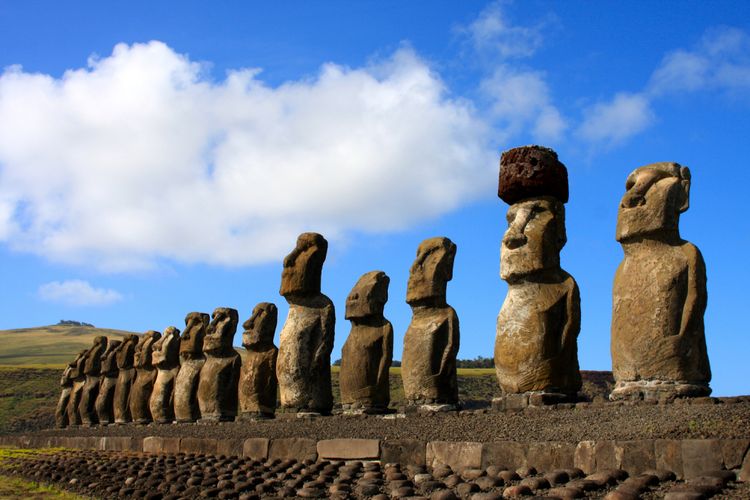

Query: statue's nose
left=504, top=232, right=527, bottom=249
left=621, top=192, right=645, bottom=209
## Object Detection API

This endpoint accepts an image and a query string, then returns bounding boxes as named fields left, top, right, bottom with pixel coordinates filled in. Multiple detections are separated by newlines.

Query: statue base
left=492, top=392, right=575, bottom=410
left=404, top=400, right=460, bottom=413
left=236, top=411, right=275, bottom=421
left=198, top=415, right=236, bottom=424
left=609, top=380, right=711, bottom=402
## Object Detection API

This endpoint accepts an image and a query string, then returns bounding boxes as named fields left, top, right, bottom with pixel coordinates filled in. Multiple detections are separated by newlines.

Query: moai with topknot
left=174, top=312, right=210, bottom=423
left=197, top=308, right=241, bottom=422
left=130, top=330, right=161, bottom=424
left=95, top=339, right=121, bottom=425
left=402, top=237, right=460, bottom=411
left=149, top=326, right=181, bottom=423
left=66, top=348, right=88, bottom=426
left=56, top=350, right=86, bottom=428
left=79, top=336, right=107, bottom=426
left=340, top=271, right=394, bottom=414
left=494, top=145, right=581, bottom=409
left=113, top=334, right=139, bottom=424
left=611, top=162, right=710, bottom=401
left=238, top=303, right=279, bottom=420
left=277, top=232, right=335, bottom=416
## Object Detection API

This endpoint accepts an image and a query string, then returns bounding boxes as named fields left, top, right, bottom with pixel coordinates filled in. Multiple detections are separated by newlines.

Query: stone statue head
left=406, top=237, right=457, bottom=306
left=83, top=336, right=108, bottom=375
left=346, top=270, right=390, bottom=320
left=204, top=307, right=238, bottom=355
left=134, top=330, right=161, bottom=369
left=616, top=162, right=691, bottom=243
left=242, top=302, right=278, bottom=348
left=65, top=349, right=87, bottom=382
left=115, top=334, right=139, bottom=369
left=280, top=232, right=328, bottom=297
left=100, top=339, right=121, bottom=375
left=180, top=312, right=210, bottom=357
left=500, top=196, right=566, bottom=282
left=152, top=326, right=181, bottom=369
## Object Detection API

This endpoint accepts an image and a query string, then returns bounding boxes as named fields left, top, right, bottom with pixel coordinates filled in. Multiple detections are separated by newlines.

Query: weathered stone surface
left=56, top=350, right=86, bottom=428
left=180, top=437, right=217, bottom=455
left=340, top=271, right=393, bottom=412
left=496, top=193, right=581, bottom=397
left=268, top=438, right=318, bottom=462
left=526, top=442, right=575, bottom=472
left=174, top=312, right=209, bottom=423
left=242, top=438, right=270, bottom=460
left=381, top=439, right=426, bottom=466
left=238, top=303, right=278, bottom=420
left=101, top=436, right=135, bottom=451
left=216, top=438, right=243, bottom=457
left=66, top=349, right=88, bottom=426
left=149, top=326, right=181, bottom=424
left=197, top=308, right=241, bottom=422
left=482, top=441, right=528, bottom=470
left=317, top=439, right=380, bottom=460
left=129, top=330, right=161, bottom=424
left=427, top=441, right=482, bottom=472
left=498, top=145, right=569, bottom=205
left=611, top=163, right=711, bottom=401
left=277, top=233, right=335, bottom=415
left=682, top=439, right=722, bottom=479
left=402, top=237, right=459, bottom=407
left=113, top=334, right=139, bottom=424
left=655, top=440, right=684, bottom=479
left=94, top=339, right=121, bottom=425
left=78, top=336, right=107, bottom=426
left=740, top=446, right=750, bottom=482
left=142, top=436, right=180, bottom=454
left=720, top=439, right=750, bottom=470
left=615, top=440, right=655, bottom=475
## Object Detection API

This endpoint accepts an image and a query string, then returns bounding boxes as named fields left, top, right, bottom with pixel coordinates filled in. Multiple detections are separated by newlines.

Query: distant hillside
left=0, top=325, right=139, bottom=366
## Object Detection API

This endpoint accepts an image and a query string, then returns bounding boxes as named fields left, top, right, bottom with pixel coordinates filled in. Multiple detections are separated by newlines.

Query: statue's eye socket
left=625, top=178, right=635, bottom=191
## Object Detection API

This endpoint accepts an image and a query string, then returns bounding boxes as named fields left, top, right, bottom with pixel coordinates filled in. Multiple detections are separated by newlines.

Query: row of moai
left=55, top=144, right=712, bottom=427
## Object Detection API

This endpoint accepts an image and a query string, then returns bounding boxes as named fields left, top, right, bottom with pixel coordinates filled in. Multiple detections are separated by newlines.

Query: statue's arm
left=313, top=303, right=336, bottom=365
left=679, top=243, right=707, bottom=338
left=438, top=309, right=460, bottom=378
left=561, top=278, right=581, bottom=351
left=377, top=322, right=394, bottom=390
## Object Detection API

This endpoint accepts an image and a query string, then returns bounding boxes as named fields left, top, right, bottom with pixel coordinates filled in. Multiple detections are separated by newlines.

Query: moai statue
left=56, top=350, right=86, bottom=428
left=129, top=330, right=161, bottom=424
left=197, top=308, right=241, bottom=422
left=611, top=162, right=710, bottom=401
left=149, top=326, right=181, bottom=423
left=340, top=271, right=394, bottom=414
left=277, top=232, right=335, bottom=415
left=113, top=334, right=139, bottom=424
left=95, top=339, right=121, bottom=425
left=66, top=347, right=88, bottom=426
left=238, top=303, right=279, bottom=420
left=174, top=312, right=209, bottom=423
left=494, top=146, right=581, bottom=408
left=78, top=336, right=107, bottom=426
left=402, top=237, right=460, bottom=411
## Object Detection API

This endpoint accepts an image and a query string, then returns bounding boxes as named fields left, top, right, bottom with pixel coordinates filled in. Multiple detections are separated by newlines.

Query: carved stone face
left=152, top=326, right=181, bottom=368
left=406, top=237, right=456, bottom=305
left=100, top=340, right=121, bottom=374
left=204, top=307, right=238, bottom=355
left=346, top=271, right=389, bottom=320
left=116, top=334, right=139, bottom=369
left=500, top=197, right=565, bottom=282
left=180, top=312, right=210, bottom=356
left=242, top=302, right=278, bottom=348
left=616, top=163, right=690, bottom=242
left=134, top=330, right=161, bottom=369
left=280, top=232, right=328, bottom=297
left=69, top=349, right=88, bottom=379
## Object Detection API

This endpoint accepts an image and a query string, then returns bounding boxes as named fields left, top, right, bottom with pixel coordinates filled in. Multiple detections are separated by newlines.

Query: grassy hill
left=0, top=325, right=140, bottom=367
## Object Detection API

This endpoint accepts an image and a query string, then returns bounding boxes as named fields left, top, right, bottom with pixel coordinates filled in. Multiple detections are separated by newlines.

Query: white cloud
left=463, top=1, right=544, bottom=59
left=480, top=66, right=566, bottom=142
left=38, top=280, right=123, bottom=306
left=0, top=42, right=496, bottom=270
left=576, top=93, right=654, bottom=148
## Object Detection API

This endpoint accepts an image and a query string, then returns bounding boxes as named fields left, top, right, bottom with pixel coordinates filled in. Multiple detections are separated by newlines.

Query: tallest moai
left=610, top=162, right=710, bottom=400
left=494, top=146, right=581, bottom=407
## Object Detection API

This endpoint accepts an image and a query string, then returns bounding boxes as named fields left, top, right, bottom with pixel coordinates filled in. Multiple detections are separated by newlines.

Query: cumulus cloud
left=38, top=280, right=123, bottom=306
left=576, top=93, right=654, bottom=148
left=462, top=1, right=544, bottom=59
left=0, top=42, right=496, bottom=270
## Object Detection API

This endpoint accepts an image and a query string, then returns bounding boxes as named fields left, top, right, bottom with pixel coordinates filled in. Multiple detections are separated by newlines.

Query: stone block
left=380, top=439, right=426, bottom=466
left=243, top=438, right=270, bottom=460
left=740, top=447, right=750, bottom=482
left=180, top=437, right=218, bottom=455
left=426, top=441, right=482, bottom=472
left=574, top=441, right=596, bottom=474
left=615, top=440, right=655, bottom=475
left=594, top=440, right=617, bottom=471
left=216, top=439, right=243, bottom=458
left=317, top=439, right=380, bottom=460
left=655, top=439, right=684, bottom=479
left=102, top=437, right=135, bottom=452
left=682, top=439, right=723, bottom=479
left=482, top=441, right=528, bottom=470
left=143, top=436, right=180, bottom=454
left=526, top=442, right=575, bottom=472
left=268, top=438, right=317, bottom=462
left=720, top=439, right=749, bottom=470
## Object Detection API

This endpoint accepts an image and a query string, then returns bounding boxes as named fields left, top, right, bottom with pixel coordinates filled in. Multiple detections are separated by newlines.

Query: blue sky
left=0, top=1, right=748, bottom=396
